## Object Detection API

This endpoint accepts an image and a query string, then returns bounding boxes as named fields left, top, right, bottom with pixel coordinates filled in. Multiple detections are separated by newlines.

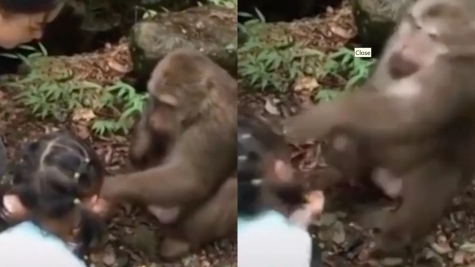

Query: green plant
left=313, top=47, right=376, bottom=103
left=6, top=68, right=147, bottom=137
left=325, top=47, right=376, bottom=90
left=0, top=42, right=48, bottom=65
left=207, top=0, right=237, bottom=8
left=92, top=81, right=147, bottom=136
left=238, top=11, right=324, bottom=92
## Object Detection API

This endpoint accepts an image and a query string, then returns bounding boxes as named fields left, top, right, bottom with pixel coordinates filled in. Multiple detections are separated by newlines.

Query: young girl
left=0, top=131, right=105, bottom=266
left=237, top=114, right=324, bottom=267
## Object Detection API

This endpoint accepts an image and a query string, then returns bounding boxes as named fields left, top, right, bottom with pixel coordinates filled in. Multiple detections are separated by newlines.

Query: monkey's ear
left=273, top=159, right=293, bottom=182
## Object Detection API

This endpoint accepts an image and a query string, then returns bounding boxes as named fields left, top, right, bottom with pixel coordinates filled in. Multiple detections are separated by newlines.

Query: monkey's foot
left=159, top=237, right=191, bottom=260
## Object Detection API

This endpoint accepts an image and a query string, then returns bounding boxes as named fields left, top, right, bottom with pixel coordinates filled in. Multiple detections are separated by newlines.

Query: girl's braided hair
left=3, top=131, right=105, bottom=257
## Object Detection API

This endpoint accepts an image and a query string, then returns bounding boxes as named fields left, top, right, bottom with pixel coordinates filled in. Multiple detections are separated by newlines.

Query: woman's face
left=0, top=4, right=64, bottom=49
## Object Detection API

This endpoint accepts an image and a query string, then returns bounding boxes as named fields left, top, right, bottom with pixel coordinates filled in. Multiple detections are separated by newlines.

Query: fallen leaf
left=431, top=241, right=452, bottom=254
left=331, top=221, right=346, bottom=244
left=72, top=108, right=96, bottom=122
left=264, top=98, right=280, bottom=115
left=108, top=59, right=131, bottom=73
left=453, top=250, right=467, bottom=265
left=316, top=212, right=338, bottom=226
left=461, top=242, right=475, bottom=252
left=102, top=244, right=116, bottom=266
left=330, top=25, right=352, bottom=39
left=293, top=76, right=319, bottom=92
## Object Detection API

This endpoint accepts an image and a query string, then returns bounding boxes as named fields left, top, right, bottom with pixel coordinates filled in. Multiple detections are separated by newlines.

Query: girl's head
left=4, top=131, right=105, bottom=251
left=237, top=114, right=306, bottom=216
left=0, top=0, right=65, bottom=48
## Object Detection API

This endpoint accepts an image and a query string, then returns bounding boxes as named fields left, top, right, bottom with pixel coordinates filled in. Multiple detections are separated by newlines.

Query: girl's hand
left=305, top=190, right=325, bottom=217
left=289, top=190, right=325, bottom=229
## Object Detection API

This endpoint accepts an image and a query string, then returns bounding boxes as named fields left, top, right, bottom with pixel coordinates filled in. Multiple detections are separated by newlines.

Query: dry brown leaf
left=330, top=25, right=352, bottom=39
left=72, top=108, right=96, bottom=122
left=108, top=59, right=131, bottom=73
left=102, top=244, right=116, bottom=266
left=264, top=98, right=280, bottom=115
left=431, top=241, right=452, bottom=254
left=454, top=250, right=467, bottom=265
left=293, top=76, right=319, bottom=92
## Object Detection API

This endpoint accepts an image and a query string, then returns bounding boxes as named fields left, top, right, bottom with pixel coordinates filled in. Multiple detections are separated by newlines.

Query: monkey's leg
left=128, top=118, right=153, bottom=169
left=371, top=168, right=403, bottom=199
left=160, top=178, right=237, bottom=260
left=323, top=133, right=373, bottom=187
left=371, top=160, right=461, bottom=255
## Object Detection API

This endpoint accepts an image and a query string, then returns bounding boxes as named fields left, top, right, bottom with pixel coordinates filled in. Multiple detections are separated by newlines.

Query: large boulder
left=352, top=0, right=416, bottom=54
left=129, top=5, right=237, bottom=79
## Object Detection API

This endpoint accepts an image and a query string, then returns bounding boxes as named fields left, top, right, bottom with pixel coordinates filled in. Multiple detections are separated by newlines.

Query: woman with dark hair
left=0, top=0, right=65, bottom=49
left=0, top=0, right=67, bottom=169
left=0, top=132, right=106, bottom=266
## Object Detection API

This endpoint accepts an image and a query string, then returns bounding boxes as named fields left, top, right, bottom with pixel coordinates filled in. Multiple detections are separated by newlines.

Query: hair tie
left=250, top=179, right=262, bottom=186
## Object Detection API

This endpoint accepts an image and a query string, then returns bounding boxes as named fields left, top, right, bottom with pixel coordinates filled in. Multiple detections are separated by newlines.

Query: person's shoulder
left=0, top=222, right=86, bottom=267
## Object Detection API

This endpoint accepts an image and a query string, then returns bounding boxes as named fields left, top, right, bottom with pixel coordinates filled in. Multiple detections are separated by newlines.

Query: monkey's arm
left=100, top=159, right=209, bottom=207
left=284, top=75, right=466, bottom=142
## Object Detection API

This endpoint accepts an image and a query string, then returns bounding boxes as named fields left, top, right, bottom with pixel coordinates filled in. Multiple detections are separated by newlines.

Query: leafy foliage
left=2, top=43, right=147, bottom=137
left=238, top=10, right=324, bottom=93
left=207, top=0, right=236, bottom=8
left=238, top=11, right=377, bottom=102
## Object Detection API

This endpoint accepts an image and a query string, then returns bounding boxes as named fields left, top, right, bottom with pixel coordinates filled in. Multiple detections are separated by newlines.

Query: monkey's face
left=146, top=95, right=181, bottom=140
left=387, top=2, right=456, bottom=79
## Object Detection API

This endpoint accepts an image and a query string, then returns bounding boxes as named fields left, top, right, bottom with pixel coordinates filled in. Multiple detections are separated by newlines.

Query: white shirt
left=238, top=210, right=312, bottom=267
left=0, top=221, right=86, bottom=267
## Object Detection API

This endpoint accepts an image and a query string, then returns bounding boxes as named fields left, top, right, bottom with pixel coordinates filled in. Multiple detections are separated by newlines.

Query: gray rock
left=352, top=0, right=416, bottom=53
left=129, top=5, right=237, bottom=79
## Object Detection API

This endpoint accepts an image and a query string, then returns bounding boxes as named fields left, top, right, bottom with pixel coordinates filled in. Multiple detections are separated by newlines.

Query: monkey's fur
left=100, top=48, right=237, bottom=259
left=283, top=0, right=475, bottom=255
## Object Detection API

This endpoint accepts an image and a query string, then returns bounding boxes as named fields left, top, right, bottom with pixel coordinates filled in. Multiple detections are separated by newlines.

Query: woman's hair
left=0, top=0, right=63, bottom=15
left=238, top=113, right=305, bottom=216
left=4, top=131, right=105, bottom=253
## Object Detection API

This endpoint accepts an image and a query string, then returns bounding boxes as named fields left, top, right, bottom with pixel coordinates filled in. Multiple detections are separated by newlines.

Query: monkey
left=237, top=112, right=325, bottom=267
left=282, top=0, right=475, bottom=255
left=99, top=48, right=237, bottom=259
left=311, top=0, right=475, bottom=198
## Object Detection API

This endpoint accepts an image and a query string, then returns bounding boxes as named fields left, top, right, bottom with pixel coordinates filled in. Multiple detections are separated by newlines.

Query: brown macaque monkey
left=100, top=48, right=237, bottom=259
left=283, top=0, right=475, bottom=255
left=316, top=0, right=475, bottom=196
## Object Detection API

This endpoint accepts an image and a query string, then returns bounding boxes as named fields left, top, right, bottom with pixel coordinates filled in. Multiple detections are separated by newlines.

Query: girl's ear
left=273, top=159, right=293, bottom=182
left=84, top=194, right=98, bottom=209
left=3, top=194, right=27, bottom=219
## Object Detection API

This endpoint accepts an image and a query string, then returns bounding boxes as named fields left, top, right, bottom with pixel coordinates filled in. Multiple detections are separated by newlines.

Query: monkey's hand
left=91, top=197, right=114, bottom=218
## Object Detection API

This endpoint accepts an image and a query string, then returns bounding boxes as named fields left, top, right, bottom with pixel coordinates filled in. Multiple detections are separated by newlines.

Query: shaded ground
left=239, top=2, right=475, bottom=267
left=0, top=41, right=236, bottom=267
